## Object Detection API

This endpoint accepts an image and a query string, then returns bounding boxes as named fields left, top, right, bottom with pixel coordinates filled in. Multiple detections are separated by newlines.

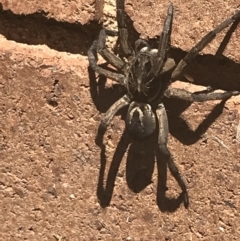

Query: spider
left=88, top=2, right=240, bottom=208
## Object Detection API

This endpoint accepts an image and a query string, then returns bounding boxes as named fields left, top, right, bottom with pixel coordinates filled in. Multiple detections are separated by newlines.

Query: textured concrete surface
left=0, top=0, right=240, bottom=240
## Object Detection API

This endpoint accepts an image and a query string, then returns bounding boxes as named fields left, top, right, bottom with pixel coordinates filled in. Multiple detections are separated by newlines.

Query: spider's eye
left=126, top=102, right=156, bottom=139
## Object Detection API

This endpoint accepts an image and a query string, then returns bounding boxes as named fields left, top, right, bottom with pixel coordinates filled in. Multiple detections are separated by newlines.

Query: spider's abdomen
left=125, top=101, right=156, bottom=139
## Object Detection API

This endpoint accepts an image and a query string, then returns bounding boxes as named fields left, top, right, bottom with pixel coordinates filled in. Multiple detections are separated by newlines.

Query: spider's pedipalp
left=125, top=101, right=156, bottom=139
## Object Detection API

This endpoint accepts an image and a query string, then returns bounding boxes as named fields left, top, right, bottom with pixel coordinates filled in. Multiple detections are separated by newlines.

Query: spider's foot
left=95, top=122, right=107, bottom=147
left=182, top=191, right=189, bottom=209
left=99, top=121, right=108, bottom=131
left=96, top=121, right=108, bottom=142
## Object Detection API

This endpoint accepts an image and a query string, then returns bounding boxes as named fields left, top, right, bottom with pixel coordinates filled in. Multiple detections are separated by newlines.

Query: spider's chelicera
left=88, top=2, right=240, bottom=208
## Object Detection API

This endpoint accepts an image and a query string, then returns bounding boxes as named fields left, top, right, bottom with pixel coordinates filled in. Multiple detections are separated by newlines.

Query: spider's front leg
left=97, top=29, right=126, bottom=70
left=171, top=8, right=240, bottom=81
left=158, top=4, right=173, bottom=61
left=88, top=29, right=125, bottom=84
left=117, top=0, right=133, bottom=55
left=156, top=103, right=189, bottom=208
left=151, top=4, right=174, bottom=76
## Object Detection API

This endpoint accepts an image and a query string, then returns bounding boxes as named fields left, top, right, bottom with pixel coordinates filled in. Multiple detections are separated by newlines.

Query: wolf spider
left=88, top=3, right=240, bottom=208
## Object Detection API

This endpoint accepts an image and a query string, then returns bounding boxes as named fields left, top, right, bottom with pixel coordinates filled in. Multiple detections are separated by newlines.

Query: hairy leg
left=152, top=4, right=174, bottom=76
left=88, top=29, right=126, bottom=84
left=117, top=0, right=133, bottom=55
left=171, top=9, right=240, bottom=80
left=158, top=4, right=173, bottom=60
left=156, top=103, right=189, bottom=208
left=100, top=94, right=130, bottom=130
left=97, top=29, right=126, bottom=70
left=165, top=87, right=240, bottom=102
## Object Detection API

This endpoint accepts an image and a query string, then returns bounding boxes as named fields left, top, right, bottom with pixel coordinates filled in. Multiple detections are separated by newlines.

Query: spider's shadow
left=165, top=97, right=230, bottom=146
left=95, top=125, right=186, bottom=212
left=89, top=66, right=231, bottom=212
left=88, top=1, right=240, bottom=212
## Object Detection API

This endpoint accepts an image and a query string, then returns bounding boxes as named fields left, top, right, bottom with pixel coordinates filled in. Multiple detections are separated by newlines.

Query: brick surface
left=0, top=1, right=240, bottom=240
left=125, top=0, right=240, bottom=62
left=0, top=0, right=103, bottom=24
left=1, top=0, right=239, bottom=62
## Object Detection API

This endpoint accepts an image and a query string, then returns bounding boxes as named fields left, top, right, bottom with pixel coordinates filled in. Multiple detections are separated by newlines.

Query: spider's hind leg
left=156, top=103, right=189, bottom=208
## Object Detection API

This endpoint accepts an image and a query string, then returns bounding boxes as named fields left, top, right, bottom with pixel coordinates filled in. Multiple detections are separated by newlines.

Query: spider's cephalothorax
left=126, top=47, right=158, bottom=97
left=88, top=2, right=240, bottom=208
left=124, top=46, right=166, bottom=139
